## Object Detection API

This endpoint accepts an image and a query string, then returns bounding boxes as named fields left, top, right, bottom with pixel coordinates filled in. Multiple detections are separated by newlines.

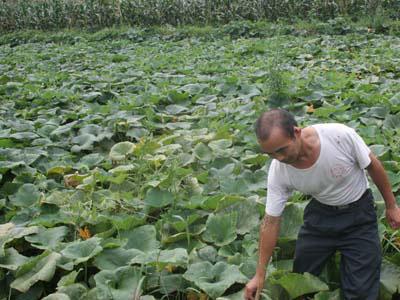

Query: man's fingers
left=244, top=284, right=256, bottom=300
left=243, top=286, right=251, bottom=300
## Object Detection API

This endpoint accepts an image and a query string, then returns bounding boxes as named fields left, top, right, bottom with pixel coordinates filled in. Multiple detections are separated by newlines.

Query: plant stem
left=84, top=261, right=88, bottom=283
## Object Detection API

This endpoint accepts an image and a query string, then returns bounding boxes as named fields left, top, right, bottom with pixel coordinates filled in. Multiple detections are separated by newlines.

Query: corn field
left=0, top=0, right=399, bottom=31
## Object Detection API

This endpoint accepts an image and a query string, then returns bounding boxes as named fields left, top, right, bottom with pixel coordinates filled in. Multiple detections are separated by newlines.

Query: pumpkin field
left=1, top=22, right=400, bottom=299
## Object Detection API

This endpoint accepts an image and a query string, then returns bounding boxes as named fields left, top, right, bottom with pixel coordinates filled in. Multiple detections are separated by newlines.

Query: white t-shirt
left=265, top=123, right=371, bottom=217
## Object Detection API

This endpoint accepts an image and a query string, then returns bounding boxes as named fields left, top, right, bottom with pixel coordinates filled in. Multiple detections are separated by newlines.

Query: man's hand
left=386, top=205, right=400, bottom=229
left=367, top=153, right=400, bottom=229
left=244, top=214, right=280, bottom=300
left=244, top=274, right=264, bottom=300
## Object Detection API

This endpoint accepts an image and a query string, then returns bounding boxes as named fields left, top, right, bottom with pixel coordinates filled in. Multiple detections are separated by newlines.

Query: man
left=244, top=109, right=400, bottom=300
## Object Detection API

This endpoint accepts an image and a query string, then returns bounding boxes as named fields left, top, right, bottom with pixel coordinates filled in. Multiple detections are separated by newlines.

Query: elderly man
left=244, top=109, right=400, bottom=300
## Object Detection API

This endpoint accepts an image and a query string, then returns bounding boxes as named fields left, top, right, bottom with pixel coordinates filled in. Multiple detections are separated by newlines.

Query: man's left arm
left=366, top=152, right=400, bottom=229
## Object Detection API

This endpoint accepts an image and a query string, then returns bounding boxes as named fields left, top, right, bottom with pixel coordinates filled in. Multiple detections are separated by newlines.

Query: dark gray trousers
left=293, top=189, right=381, bottom=300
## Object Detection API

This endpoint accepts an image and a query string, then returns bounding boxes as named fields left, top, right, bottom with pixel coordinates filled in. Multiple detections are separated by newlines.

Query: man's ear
left=294, top=126, right=302, bottom=137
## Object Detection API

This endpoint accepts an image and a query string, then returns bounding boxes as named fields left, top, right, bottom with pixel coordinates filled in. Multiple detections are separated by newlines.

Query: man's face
left=258, top=127, right=301, bottom=164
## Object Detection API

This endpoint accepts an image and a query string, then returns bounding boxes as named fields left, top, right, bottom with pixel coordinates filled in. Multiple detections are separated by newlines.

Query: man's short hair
left=255, top=109, right=298, bottom=141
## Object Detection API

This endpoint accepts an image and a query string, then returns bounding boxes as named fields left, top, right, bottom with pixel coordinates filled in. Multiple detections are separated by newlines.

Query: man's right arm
left=244, top=213, right=281, bottom=300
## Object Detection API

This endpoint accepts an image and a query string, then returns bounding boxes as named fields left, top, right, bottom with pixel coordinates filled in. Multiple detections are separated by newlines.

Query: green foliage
left=183, top=261, right=247, bottom=298
left=94, top=266, right=144, bottom=300
left=60, top=237, right=103, bottom=265
left=0, top=23, right=400, bottom=299
left=203, top=213, right=238, bottom=247
left=10, top=251, right=62, bottom=293
left=270, top=272, right=329, bottom=299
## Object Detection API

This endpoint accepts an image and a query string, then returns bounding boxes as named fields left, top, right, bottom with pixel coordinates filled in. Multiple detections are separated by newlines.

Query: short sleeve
left=265, top=161, right=292, bottom=217
left=346, top=127, right=371, bottom=169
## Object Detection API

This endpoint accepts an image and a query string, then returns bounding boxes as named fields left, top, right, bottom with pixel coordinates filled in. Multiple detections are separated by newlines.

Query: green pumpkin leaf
left=57, top=269, right=82, bottom=287
left=10, top=132, right=39, bottom=141
left=367, top=106, right=388, bottom=119
left=221, top=199, right=260, bottom=235
left=61, top=237, right=103, bottom=265
left=144, top=188, right=174, bottom=208
left=104, top=213, right=146, bottom=231
left=165, top=104, right=188, bottom=115
left=0, top=223, right=39, bottom=256
left=58, top=283, right=88, bottom=299
left=194, top=142, right=213, bottom=162
left=369, top=144, right=389, bottom=158
left=42, top=293, right=70, bottom=300
left=94, top=266, right=144, bottom=300
left=380, top=259, right=400, bottom=296
left=50, top=121, right=78, bottom=136
left=209, top=139, right=233, bottom=157
left=120, top=225, right=160, bottom=252
left=203, top=213, right=237, bottom=246
left=77, top=153, right=104, bottom=169
left=383, top=114, right=400, bottom=129
left=25, top=226, right=69, bottom=250
left=11, top=251, right=62, bottom=293
left=131, top=248, right=188, bottom=267
left=109, top=142, right=136, bottom=161
left=220, top=177, right=248, bottom=194
left=389, top=93, right=400, bottom=106
left=279, top=202, right=307, bottom=240
left=71, top=133, right=97, bottom=152
left=183, top=261, right=247, bottom=298
left=271, top=272, right=329, bottom=299
left=94, top=247, right=140, bottom=270
left=9, top=183, right=41, bottom=207
left=0, top=247, right=28, bottom=270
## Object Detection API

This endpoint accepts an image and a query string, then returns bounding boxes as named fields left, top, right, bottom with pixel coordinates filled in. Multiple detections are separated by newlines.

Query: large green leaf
left=61, top=237, right=103, bottom=265
left=94, top=247, right=140, bottom=270
left=380, top=259, right=400, bottom=296
left=57, top=269, right=82, bottom=287
left=383, top=114, right=400, bottom=129
left=203, top=212, right=238, bottom=246
left=77, top=153, right=105, bottom=169
left=42, top=293, right=70, bottom=300
left=9, top=183, right=41, bottom=207
left=194, top=142, right=213, bottom=162
left=103, top=213, right=146, bottom=231
left=147, top=273, right=185, bottom=295
left=0, top=247, right=28, bottom=270
left=220, top=177, right=249, bottom=194
left=144, top=188, right=174, bottom=208
left=208, top=139, right=233, bottom=157
left=94, top=266, right=144, bottom=300
left=10, top=251, right=62, bottom=293
left=25, top=226, right=69, bottom=250
left=14, top=284, right=44, bottom=300
left=130, top=248, right=188, bottom=267
left=71, top=133, right=97, bottom=152
left=109, top=141, right=136, bottom=161
left=183, top=261, right=247, bottom=298
left=50, top=121, right=78, bottom=136
left=279, top=202, right=307, bottom=240
left=221, top=199, right=260, bottom=235
left=57, top=283, right=88, bottom=299
left=270, top=272, right=329, bottom=299
left=0, top=223, right=39, bottom=256
left=120, top=225, right=160, bottom=251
